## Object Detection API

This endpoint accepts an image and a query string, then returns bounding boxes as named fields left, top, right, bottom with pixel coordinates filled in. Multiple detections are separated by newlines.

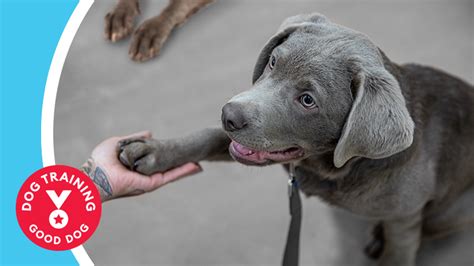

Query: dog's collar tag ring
left=282, top=163, right=302, bottom=266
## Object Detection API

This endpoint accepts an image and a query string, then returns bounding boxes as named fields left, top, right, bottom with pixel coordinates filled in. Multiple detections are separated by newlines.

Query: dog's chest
left=294, top=165, right=402, bottom=218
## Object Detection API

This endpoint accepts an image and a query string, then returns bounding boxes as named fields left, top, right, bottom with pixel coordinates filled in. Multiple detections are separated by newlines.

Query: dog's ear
left=252, top=13, right=328, bottom=83
left=333, top=66, right=415, bottom=168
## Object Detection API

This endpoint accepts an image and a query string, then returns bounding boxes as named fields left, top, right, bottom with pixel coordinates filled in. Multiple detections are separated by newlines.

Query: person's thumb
left=122, top=130, right=152, bottom=140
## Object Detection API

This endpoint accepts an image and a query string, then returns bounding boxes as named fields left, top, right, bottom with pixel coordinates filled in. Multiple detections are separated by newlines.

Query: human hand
left=81, top=131, right=202, bottom=202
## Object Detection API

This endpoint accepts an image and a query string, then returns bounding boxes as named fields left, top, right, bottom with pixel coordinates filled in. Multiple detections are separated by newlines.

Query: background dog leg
left=105, top=0, right=140, bottom=42
left=118, top=127, right=231, bottom=175
left=129, top=0, right=215, bottom=61
left=379, top=212, right=422, bottom=266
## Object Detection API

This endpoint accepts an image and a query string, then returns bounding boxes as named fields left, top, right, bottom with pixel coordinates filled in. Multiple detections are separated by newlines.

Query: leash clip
left=288, top=163, right=296, bottom=197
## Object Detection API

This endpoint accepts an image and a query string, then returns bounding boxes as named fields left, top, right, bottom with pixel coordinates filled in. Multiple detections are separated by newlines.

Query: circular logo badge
left=16, top=165, right=102, bottom=250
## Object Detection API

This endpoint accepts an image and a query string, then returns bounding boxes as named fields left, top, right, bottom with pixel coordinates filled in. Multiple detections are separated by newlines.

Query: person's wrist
left=80, top=158, right=114, bottom=202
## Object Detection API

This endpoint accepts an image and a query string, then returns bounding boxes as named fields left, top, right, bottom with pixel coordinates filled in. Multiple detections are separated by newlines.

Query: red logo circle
left=16, top=165, right=102, bottom=250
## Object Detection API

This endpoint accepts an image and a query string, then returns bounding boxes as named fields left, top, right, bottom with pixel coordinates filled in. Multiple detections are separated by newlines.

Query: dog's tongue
left=231, top=141, right=268, bottom=163
left=233, top=141, right=257, bottom=155
left=230, top=140, right=304, bottom=164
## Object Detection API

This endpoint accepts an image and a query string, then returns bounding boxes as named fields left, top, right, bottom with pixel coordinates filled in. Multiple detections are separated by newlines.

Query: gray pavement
left=55, top=0, right=474, bottom=265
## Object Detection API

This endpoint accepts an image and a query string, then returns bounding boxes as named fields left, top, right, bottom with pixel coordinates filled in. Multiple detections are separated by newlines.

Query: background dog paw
left=128, top=17, right=173, bottom=62
left=117, top=137, right=166, bottom=175
left=104, top=2, right=140, bottom=42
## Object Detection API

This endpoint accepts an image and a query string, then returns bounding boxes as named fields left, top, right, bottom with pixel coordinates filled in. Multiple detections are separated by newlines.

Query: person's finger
left=121, top=130, right=152, bottom=140
left=162, top=163, right=202, bottom=183
left=149, top=163, right=202, bottom=189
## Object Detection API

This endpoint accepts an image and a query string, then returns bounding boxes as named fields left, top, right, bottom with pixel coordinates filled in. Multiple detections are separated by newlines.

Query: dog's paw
left=118, top=137, right=170, bottom=176
left=128, top=17, right=173, bottom=62
left=364, top=223, right=385, bottom=260
left=104, top=2, right=140, bottom=42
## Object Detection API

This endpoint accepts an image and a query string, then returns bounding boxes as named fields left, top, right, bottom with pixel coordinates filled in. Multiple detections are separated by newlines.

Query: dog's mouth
left=229, top=140, right=304, bottom=165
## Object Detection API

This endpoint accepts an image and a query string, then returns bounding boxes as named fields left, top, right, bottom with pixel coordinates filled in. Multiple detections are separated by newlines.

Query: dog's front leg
left=118, top=127, right=231, bottom=175
left=379, top=212, right=423, bottom=266
left=129, top=0, right=215, bottom=61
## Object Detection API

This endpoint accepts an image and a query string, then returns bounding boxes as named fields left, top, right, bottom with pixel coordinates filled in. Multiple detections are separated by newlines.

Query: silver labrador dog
left=118, top=14, right=474, bottom=266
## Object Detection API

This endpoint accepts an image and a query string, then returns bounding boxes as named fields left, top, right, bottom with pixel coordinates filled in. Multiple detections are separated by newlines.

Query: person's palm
left=89, top=131, right=201, bottom=200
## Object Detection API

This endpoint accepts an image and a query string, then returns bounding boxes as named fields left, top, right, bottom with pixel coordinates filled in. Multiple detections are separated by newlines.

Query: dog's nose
left=221, top=102, right=247, bottom=132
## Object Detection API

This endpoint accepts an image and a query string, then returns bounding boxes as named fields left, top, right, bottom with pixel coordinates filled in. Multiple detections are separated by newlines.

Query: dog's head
left=222, top=13, right=414, bottom=168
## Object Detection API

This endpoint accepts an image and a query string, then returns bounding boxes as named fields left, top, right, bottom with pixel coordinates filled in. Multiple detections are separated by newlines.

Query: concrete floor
left=55, top=0, right=474, bottom=265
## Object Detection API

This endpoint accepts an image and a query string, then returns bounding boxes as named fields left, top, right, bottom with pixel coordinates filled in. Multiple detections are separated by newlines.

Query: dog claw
left=119, top=151, right=132, bottom=170
left=133, top=161, right=140, bottom=171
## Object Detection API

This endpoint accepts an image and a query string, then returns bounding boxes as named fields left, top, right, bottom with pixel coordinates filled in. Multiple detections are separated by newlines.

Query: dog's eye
left=269, top=55, right=276, bottom=69
left=299, top=94, right=316, bottom=109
